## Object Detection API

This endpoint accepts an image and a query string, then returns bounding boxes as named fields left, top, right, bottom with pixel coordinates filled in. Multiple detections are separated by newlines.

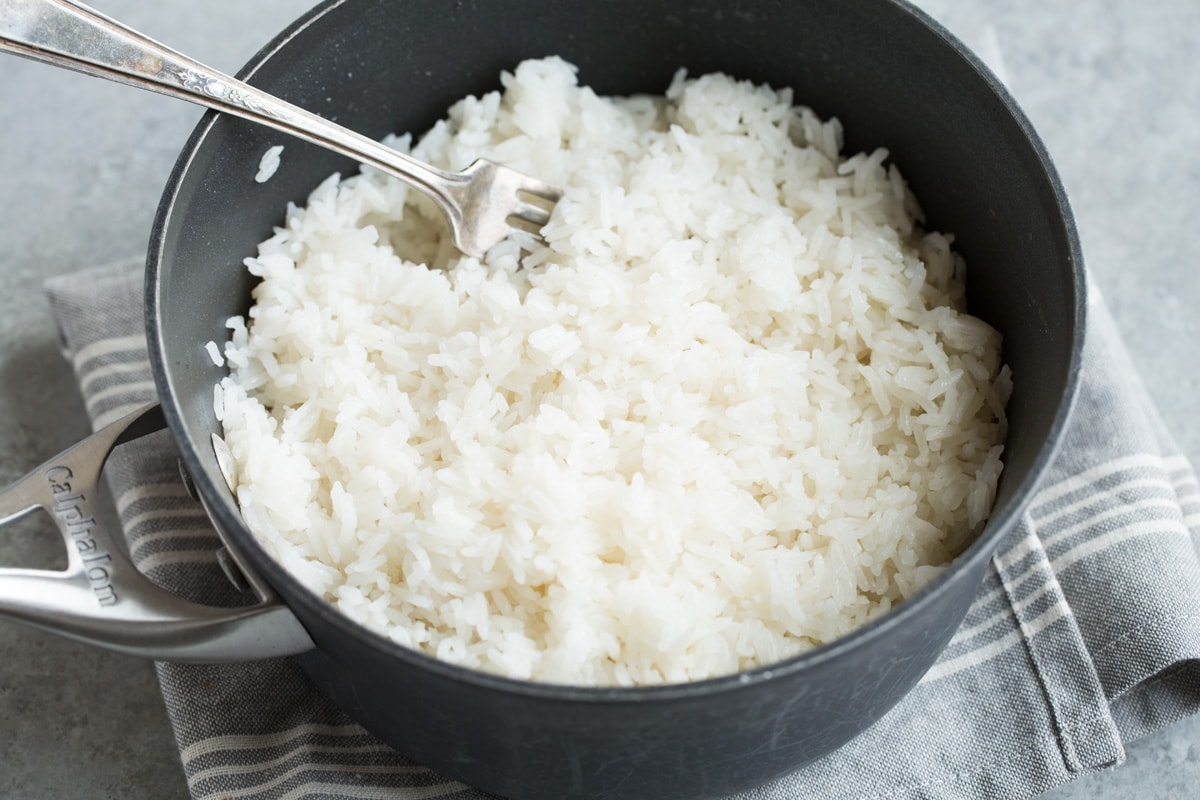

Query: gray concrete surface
left=0, top=0, right=1196, bottom=798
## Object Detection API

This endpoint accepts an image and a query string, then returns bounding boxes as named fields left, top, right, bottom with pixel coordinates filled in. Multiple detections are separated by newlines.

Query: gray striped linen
left=45, top=259, right=1200, bottom=800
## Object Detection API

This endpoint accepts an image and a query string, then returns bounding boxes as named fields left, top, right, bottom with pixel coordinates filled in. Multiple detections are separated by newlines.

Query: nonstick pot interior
left=147, top=0, right=1083, bottom=797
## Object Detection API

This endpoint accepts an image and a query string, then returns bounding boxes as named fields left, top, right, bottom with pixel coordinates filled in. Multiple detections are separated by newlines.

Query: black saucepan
left=0, top=0, right=1084, bottom=798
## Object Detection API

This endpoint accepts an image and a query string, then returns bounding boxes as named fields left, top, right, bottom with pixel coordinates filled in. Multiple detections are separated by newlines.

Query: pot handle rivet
left=177, top=456, right=199, bottom=502
left=216, top=546, right=250, bottom=593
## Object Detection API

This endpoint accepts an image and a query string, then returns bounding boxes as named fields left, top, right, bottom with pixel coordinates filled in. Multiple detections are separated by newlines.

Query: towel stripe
left=1030, top=454, right=1171, bottom=512
left=85, top=379, right=158, bottom=409
left=950, top=578, right=1058, bottom=648
left=189, top=745, right=424, bottom=786
left=1049, top=519, right=1191, bottom=573
left=272, top=782, right=469, bottom=800
left=1040, top=497, right=1182, bottom=551
left=130, top=530, right=221, bottom=565
left=94, top=401, right=154, bottom=430
left=137, top=549, right=220, bottom=573
left=80, top=359, right=153, bottom=393
left=922, top=598, right=1071, bottom=684
left=124, top=506, right=211, bottom=536
left=116, top=483, right=195, bottom=515
left=181, top=724, right=371, bottom=764
left=193, top=762, right=458, bottom=800
left=1034, top=480, right=1179, bottom=531
left=71, top=333, right=147, bottom=371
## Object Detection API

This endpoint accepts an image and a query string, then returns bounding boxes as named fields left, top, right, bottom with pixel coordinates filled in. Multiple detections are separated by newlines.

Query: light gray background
left=0, top=1, right=1195, bottom=798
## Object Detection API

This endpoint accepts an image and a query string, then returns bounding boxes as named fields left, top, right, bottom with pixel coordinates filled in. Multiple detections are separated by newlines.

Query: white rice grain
left=218, top=58, right=1011, bottom=687
left=205, top=340, right=224, bottom=367
left=255, top=145, right=285, bottom=183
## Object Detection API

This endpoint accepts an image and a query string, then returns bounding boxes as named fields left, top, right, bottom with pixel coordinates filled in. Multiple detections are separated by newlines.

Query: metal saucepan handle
left=0, top=403, right=314, bottom=661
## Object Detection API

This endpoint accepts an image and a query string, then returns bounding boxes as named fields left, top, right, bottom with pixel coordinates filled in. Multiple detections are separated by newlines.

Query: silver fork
left=0, top=0, right=562, bottom=258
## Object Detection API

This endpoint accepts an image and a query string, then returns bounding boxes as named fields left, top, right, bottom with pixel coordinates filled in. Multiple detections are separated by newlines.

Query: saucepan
left=0, top=0, right=1083, bottom=797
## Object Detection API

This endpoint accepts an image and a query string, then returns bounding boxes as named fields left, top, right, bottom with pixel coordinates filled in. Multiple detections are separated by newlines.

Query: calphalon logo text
left=44, top=466, right=117, bottom=607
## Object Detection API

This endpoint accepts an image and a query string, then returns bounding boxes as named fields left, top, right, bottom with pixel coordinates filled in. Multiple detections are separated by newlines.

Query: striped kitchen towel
left=44, top=258, right=1200, bottom=800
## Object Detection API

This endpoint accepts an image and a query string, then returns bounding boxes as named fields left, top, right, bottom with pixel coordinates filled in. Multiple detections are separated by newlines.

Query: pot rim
left=146, top=0, right=1086, bottom=702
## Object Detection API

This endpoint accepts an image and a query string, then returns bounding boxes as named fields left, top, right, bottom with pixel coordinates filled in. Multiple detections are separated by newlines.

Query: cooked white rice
left=216, top=57, right=1011, bottom=686
left=254, top=144, right=285, bottom=183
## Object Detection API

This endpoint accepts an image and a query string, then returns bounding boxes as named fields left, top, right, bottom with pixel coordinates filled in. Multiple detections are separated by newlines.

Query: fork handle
left=0, top=0, right=469, bottom=226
